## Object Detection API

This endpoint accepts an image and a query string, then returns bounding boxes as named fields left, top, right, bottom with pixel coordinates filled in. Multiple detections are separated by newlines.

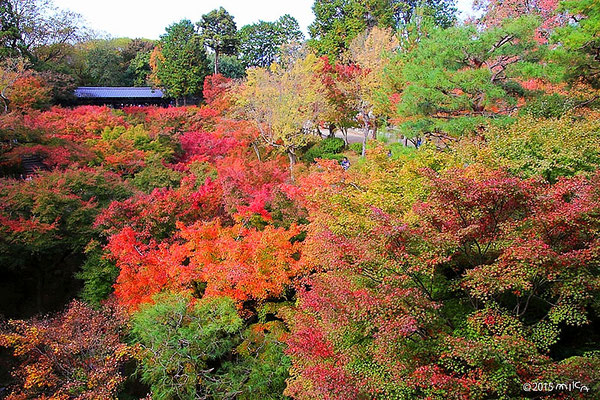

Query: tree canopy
left=309, top=0, right=457, bottom=57
left=150, top=19, right=210, bottom=104
left=1, top=0, right=88, bottom=65
left=238, top=15, right=304, bottom=68
left=2, top=1, right=600, bottom=399
left=199, top=7, right=239, bottom=75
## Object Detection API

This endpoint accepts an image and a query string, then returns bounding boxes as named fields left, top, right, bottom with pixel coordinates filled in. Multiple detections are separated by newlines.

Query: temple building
left=73, top=87, right=169, bottom=107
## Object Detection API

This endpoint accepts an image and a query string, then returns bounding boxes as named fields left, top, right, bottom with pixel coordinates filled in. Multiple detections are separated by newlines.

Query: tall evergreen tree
left=238, top=15, right=303, bottom=68
left=391, top=0, right=456, bottom=28
left=0, top=1, right=24, bottom=59
left=554, top=0, right=600, bottom=88
left=309, top=0, right=394, bottom=58
left=198, top=7, right=238, bottom=75
left=150, top=20, right=209, bottom=105
left=395, top=15, right=544, bottom=139
left=309, top=0, right=457, bottom=58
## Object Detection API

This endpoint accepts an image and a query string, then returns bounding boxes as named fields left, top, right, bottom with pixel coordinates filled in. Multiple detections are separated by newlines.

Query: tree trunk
left=341, top=128, right=349, bottom=146
left=175, top=97, right=181, bottom=107
left=328, top=123, right=336, bottom=139
left=362, top=123, right=369, bottom=157
left=214, top=49, right=220, bottom=75
left=252, top=142, right=262, bottom=162
left=287, top=148, right=297, bottom=181
left=1, top=90, right=9, bottom=113
left=371, top=125, right=377, bottom=140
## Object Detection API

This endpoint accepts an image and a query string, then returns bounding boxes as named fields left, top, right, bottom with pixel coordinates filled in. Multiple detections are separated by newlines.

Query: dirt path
left=319, top=128, right=365, bottom=144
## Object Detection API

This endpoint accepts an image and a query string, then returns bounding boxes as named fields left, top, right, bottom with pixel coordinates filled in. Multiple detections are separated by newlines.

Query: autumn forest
left=1, top=0, right=600, bottom=398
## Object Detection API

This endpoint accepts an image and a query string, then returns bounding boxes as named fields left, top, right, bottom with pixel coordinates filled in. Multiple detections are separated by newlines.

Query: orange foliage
left=180, top=220, right=302, bottom=302
left=109, top=220, right=302, bottom=311
left=0, top=300, right=135, bottom=399
left=7, top=76, right=51, bottom=112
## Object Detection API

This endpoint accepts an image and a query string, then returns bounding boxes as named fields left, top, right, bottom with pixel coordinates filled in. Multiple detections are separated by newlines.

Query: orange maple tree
left=108, top=219, right=303, bottom=311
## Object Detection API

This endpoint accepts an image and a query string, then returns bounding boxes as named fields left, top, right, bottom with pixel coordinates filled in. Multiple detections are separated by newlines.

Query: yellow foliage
left=237, top=53, right=330, bottom=159
left=346, top=27, right=400, bottom=115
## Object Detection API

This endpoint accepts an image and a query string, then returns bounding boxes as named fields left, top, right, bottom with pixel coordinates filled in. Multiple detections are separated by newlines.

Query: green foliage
left=349, top=142, right=363, bottom=155
left=100, top=124, right=179, bottom=162
left=309, top=0, right=456, bottom=58
left=480, top=114, right=600, bottom=181
left=187, top=160, right=219, bottom=183
left=152, top=20, right=210, bottom=101
left=84, top=42, right=128, bottom=86
left=131, top=160, right=183, bottom=193
left=387, top=142, right=416, bottom=159
left=0, top=1, right=22, bottom=60
left=76, top=38, right=155, bottom=87
left=127, top=51, right=152, bottom=86
left=199, top=7, right=239, bottom=75
left=519, top=93, right=583, bottom=118
left=554, top=0, right=600, bottom=87
left=309, top=0, right=395, bottom=57
left=132, top=293, right=244, bottom=399
left=320, top=137, right=346, bottom=153
left=76, top=240, right=119, bottom=306
left=302, top=137, right=345, bottom=163
left=132, top=293, right=291, bottom=399
left=391, top=0, right=457, bottom=28
left=530, top=320, right=561, bottom=351
left=209, top=54, right=245, bottom=79
left=320, top=153, right=345, bottom=162
left=397, top=15, right=544, bottom=137
left=238, top=15, right=304, bottom=68
left=348, top=140, right=415, bottom=159
left=218, top=321, right=291, bottom=400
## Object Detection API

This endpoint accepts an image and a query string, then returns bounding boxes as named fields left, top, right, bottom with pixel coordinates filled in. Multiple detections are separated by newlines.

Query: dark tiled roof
left=74, top=87, right=164, bottom=98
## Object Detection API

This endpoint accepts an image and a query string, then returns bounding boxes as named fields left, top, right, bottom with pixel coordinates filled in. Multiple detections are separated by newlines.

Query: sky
left=53, top=0, right=476, bottom=40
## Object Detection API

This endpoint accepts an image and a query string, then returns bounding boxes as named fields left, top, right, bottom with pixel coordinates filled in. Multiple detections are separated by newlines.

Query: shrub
left=388, top=142, right=416, bottom=159
left=302, top=137, right=345, bottom=163
left=132, top=161, right=183, bottom=192
left=320, top=137, right=345, bottom=153
left=349, top=142, right=363, bottom=155
left=320, top=153, right=345, bottom=162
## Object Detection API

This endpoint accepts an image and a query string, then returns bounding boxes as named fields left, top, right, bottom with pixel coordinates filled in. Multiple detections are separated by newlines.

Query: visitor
left=341, top=157, right=350, bottom=170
